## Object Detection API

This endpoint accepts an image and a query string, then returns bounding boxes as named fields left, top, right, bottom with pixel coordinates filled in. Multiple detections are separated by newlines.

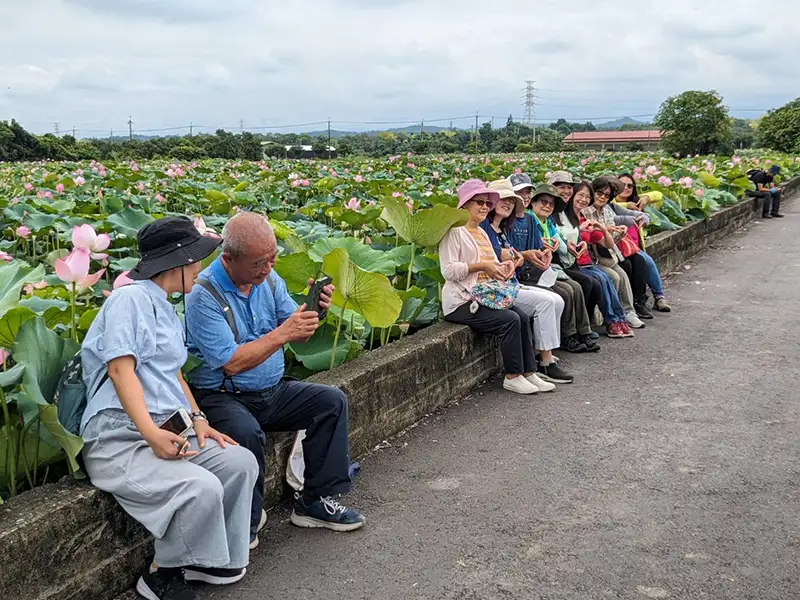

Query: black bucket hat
left=128, top=216, right=222, bottom=281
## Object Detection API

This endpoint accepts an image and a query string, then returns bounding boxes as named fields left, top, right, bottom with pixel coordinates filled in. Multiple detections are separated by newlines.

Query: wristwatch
left=190, top=411, right=208, bottom=423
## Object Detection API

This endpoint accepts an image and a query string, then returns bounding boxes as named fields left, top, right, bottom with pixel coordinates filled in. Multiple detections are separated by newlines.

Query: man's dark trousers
left=754, top=189, right=782, bottom=216
left=192, top=380, right=352, bottom=534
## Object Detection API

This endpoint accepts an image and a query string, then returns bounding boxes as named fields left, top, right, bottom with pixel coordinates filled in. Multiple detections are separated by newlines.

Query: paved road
left=182, top=206, right=799, bottom=600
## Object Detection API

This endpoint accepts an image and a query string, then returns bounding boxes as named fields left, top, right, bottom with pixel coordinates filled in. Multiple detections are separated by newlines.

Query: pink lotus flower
left=695, top=189, right=704, bottom=198
left=679, top=177, right=694, bottom=188
left=24, top=183, right=33, bottom=192
left=0, top=252, right=13, bottom=262
left=76, top=169, right=84, bottom=176
left=15, top=225, right=31, bottom=238
left=646, top=165, right=660, bottom=176
left=291, top=179, right=300, bottom=188
left=44, top=191, right=52, bottom=199
left=136, top=182, right=145, bottom=191
left=392, top=191, right=402, bottom=198
left=657, top=176, right=673, bottom=187
left=690, top=165, right=699, bottom=173
left=73, top=176, right=85, bottom=186
left=514, top=168, right=522, bottom=174
left=103, top=270, right=135, bottom=297
left=10, top=197, right=18, bottom=205
left=155, top=193, right=165, bottom=203
left=432, top=171, right=440, bottom=179
left=193, top=216, right=221, bottom=239
left=55, top=248, right=105, bottom=287
left=23, top=280, right=47, bottom=295
left=72, top=224, right=111, bottom=260
left=633, top=172, right=646, bottom=181
left=344, top=197, right=361, bottom=211
left=732, top=155, right=742, bottom=165
left=0, top=348, right=8, bottom=365
left=354, top=175, right=364, bottom=183
left=37, top=191, right=45, bottom=199
left=634, top=167, right=643, bottom=175
left=764, top=159, right=772, bottom=165
left=581, top=159, right=589, bottom=166
left=405, top=202, right=413, bottom=212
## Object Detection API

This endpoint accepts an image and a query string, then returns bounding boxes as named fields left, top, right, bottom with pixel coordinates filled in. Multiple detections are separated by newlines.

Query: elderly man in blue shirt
left=185, top=211, right=365, bottom=548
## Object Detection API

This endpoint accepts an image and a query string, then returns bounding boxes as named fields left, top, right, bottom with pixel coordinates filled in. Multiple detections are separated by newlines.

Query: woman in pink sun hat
left=438, top=179, right=563, bottom=396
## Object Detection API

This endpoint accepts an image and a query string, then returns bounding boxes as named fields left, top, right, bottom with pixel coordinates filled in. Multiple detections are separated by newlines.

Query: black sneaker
left=772, top=213, right=785, bottom=218
left=563, top=335, right=588, bottom=353
left=183, top=566, right=246, bottom=585
left=578, top=334, right=600, bottom=352
left=136, top=568, right=197, bottom=600
left=537, top=362, right=574, bottom=384
left=634, top=302, right=654, bottom=319
left=762, top=214, right=773, bottom=219
left=290, top=494, right=365, bottom=532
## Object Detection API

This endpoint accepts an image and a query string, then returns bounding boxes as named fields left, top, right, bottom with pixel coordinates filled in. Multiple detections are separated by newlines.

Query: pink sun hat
left=456, top=179, right=501, bottom=209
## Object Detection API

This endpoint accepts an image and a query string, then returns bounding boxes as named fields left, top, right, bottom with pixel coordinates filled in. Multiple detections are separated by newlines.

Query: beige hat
left=547, top=170, right=575, bottom=186
left=487, top=179, right=524, bottom=214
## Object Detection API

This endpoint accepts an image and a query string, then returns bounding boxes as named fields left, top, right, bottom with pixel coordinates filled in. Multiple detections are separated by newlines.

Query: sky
left=0, top=0, right=794, bottom=137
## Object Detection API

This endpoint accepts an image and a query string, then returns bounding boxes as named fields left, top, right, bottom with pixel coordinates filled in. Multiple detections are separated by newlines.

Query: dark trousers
left=445, top=304, right=536, bottom=374
left=551, top=279, right=591, bottom=337
left=618, top=253, right=648, bottom=305
left=192, top=380, right=351, bottom=534
left=754, top=190, right=781, bottom=216
left=563, top=267, right=603, bottom=323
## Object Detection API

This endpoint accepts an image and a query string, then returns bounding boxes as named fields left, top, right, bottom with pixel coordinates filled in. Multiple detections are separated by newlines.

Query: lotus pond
left=0, top=150, right=796, bottom=500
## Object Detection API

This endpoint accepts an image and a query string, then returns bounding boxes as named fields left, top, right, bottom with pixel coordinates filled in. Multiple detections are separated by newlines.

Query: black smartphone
left=306, top=275, right=333, bottom=319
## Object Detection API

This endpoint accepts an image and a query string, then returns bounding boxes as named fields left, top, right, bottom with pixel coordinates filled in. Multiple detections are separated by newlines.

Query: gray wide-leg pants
left=82, top=409, right=259, bottom=569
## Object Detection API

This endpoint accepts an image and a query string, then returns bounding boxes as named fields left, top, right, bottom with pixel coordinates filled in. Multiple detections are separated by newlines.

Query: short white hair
left=221, top=212, right=274, bottom=257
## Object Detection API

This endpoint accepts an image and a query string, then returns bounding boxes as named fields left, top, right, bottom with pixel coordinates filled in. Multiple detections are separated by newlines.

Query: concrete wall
left=0, top=182, right=795, bottom=600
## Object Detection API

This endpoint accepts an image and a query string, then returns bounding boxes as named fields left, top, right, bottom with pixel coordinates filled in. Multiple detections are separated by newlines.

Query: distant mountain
left=595, top=117, right=648, bottom=130
left=302, top=124, right=453, bottom=138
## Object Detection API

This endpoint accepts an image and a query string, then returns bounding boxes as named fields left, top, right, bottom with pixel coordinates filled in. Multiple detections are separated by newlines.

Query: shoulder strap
left=195, top=279, right=240, bottom=343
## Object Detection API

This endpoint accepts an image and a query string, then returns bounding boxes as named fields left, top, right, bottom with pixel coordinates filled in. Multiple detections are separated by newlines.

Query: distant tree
left=654, top=90, right=732, bottom=155
left=515, top=143, right=532, bottom=153
left=729, top=118, right=756, bottom=150
left=756, top=98, right=800, bottom=152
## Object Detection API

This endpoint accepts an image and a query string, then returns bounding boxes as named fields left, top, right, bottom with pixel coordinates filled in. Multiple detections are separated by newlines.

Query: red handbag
left=616, top=227, right=640, bottom=258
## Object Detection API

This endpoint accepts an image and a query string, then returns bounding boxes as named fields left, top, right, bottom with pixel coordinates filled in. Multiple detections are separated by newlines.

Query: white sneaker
left=503, top=376, right=539, bottom=395
left=525, top=372, right=556, bottom=393
left=626, top=311, right=646, bottom=329
left=249, top=509, right=268, bottom=550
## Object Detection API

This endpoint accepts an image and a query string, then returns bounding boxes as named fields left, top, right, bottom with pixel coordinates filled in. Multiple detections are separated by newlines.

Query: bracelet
left=190, top=411, right=208, bottom=423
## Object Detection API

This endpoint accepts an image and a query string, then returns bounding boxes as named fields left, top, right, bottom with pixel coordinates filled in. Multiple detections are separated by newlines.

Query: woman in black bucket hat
left=80, top=215, right=259, bottom=600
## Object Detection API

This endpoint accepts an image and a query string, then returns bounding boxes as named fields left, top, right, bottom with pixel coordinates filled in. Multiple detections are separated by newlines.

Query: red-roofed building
left=563, top=130, right=662, bottom=151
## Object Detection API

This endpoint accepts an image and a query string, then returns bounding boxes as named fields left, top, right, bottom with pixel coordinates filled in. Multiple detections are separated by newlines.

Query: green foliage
left=654, top=90, right=732, bottom=155
left=757, top=98, right=800, bottom=153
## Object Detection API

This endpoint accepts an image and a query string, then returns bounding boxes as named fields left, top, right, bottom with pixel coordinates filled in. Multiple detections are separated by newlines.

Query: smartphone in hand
left=306, top=275, right=333, bottom=319
left=159, top=407, right=193, bottom=453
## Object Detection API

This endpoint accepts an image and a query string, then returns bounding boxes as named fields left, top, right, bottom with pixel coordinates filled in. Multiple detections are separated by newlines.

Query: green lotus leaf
left=322, top=248, right=401, bottom=328
left=380, top=197, right=468, bottom=248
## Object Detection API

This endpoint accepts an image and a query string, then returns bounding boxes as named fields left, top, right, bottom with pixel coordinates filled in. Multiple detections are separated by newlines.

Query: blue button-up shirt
left=80, top=280, right=190, bottom=433
left=185, top=257, right=298, bottom=392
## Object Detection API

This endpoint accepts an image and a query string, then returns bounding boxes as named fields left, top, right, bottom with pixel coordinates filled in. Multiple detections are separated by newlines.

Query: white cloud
left=0, top=0, right=793, bottom=135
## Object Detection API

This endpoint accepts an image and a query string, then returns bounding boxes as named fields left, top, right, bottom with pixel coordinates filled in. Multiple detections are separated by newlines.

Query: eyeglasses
left=624, top=183, right=634, bottom=189
left=539, top=199, right=555, bottom=207
left=595, top=190, right=610, bottom=199
left=470, top=199, right=493, bottom=207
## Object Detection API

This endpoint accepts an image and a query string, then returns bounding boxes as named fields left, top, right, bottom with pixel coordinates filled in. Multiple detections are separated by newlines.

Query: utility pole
left=109, top=129, right=113, bottom=141
left=53, top=122, right=60, bottom=135
left=491, top=116, right=495, bottom=129
left=523, top=80, right=536, bottom=146
left=189, top=122, right=193, bottom=137
left=127, top=116, right=133, bottom=141
left=473, top=111, right=479, bottom=153
left=239, top=119, right=244, bottom=132
left=72, top=126, right=76, bottom=138
left=327, top=117, right=332, bottom=159
left=420, top=118, right=424, bottom=135
left=449, top=121, right=453, bottom=131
